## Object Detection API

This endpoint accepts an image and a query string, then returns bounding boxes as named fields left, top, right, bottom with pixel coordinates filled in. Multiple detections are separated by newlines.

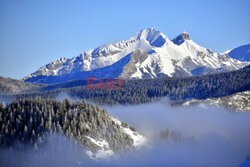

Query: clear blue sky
left=0, top=0, right=249, bottom=79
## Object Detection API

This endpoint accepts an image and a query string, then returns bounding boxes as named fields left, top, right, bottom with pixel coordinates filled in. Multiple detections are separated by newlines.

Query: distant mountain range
left=24, top=28, right=250, bottom=84
left=228, top=43, right=250, bottom=61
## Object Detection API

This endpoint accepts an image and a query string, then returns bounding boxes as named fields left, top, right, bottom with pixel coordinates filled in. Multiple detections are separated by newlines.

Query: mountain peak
left=172, top=31, right=191, bottom=45
left=141, top=27, right=156, bottom=32
left=228, top=43, right=250, bottom=61
left=133, top=28, right=160, bottom=40
left=181, top=31, right=190, bottom=39
left=130, top=28, right=168, bottom=47
left=24, top=28, right=250, bottom=84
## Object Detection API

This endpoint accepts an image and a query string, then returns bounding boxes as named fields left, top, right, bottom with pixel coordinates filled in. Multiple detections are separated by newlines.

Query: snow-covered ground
left=83, top=117, right=147, bottom=160
left=24, top=28, right=250, bottom=84
left=85, top=136, right=114, bottom=159
left=110, top=116, right=147, bottom=147
left=183, top=91, right=250, bottom=112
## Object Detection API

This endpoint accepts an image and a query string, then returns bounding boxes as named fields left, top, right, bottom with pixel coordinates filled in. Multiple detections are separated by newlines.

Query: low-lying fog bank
left=103, top=100, right=250, bottom=167
left=1, top=100, right=250, bottom=167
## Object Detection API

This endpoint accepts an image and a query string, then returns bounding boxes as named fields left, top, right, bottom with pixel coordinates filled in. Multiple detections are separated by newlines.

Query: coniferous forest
left=1, top=65, right=249, bottom=105
left=0, top=98, right=135, bottom=152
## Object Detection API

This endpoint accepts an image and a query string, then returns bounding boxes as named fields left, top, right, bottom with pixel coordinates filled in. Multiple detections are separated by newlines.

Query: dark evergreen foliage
left=6, top=66, right=249, bottom=105
left=0, top=98, right=134, bottom=151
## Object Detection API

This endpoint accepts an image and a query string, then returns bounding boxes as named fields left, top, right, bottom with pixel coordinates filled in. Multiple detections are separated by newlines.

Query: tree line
left=6, top=66, right=249, bottom=105
left=0, top=98, right=134, bottom=151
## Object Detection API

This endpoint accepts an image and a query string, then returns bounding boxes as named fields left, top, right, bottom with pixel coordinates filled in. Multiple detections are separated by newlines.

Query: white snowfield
left=110, top=116, right=147, bottom=147
left=84, top=117, right=147, bottom=160
left=24, top=28, right=250, bottom=83
left=85, top=136, right=114, bottom=159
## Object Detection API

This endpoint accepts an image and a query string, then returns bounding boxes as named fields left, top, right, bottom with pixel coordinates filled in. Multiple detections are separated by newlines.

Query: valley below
left=104, top=101, right=250, bottom=167
left=0, top=66, right=250, bottom=167
left=1, top=99, right=250, bottom=167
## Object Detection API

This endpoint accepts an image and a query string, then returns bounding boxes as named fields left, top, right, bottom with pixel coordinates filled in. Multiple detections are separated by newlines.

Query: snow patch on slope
left=84, top=115, right=148, bottom=160
left=85, top=136, right=114, bottom=159
left=110, top=116, right=147, bottom=147
left=183, top=91, right=250, bottom=112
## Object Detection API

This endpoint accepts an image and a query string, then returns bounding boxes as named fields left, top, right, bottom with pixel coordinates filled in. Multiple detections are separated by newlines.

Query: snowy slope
left=110, top=116, right=147, bottom=148
left=24, top=28, right=250, bottom=84
left=183, top=91, right=250, bottom=112
left=228, top=43, right=250, bottom=61
left=84, top=116, right=147, bottom=160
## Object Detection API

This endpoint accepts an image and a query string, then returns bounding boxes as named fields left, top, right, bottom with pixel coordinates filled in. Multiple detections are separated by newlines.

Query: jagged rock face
left=120, top=49, right=149, bottom=78
left=24, top=28, right=250, bottom=84
left=172, top=32, right=190, bottom=45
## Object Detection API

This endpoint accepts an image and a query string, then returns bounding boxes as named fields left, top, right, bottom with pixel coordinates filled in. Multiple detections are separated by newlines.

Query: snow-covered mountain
left=228, top=43, right=250, bottom=61
left=24, top=28, right=250, bottom=84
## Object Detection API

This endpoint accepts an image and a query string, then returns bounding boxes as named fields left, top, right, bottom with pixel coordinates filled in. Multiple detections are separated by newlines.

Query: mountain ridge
left=228, top=43, right=250, bottom=61
left=24, top=28, right=250, bottom=84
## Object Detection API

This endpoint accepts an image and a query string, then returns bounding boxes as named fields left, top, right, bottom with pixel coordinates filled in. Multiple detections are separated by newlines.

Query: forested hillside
left=0, top=98, right=143, bottom=156
left=2, top=66, right=247, bottom=105
left=184, top=91, right=250, bottom=112
left=0, top=77, right=43, bottom=94
left=0, top=66, right=249, bottom=105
